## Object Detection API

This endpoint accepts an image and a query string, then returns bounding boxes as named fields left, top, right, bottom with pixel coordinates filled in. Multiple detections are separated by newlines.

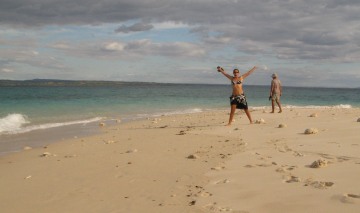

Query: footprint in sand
left=336, top=156, right=352, bottom=162
left=202, top=203, right=241, bottom=212
left=197, top=191, right=212, bottom=197
left=337, top=193, right=360, bottom=204
left=285, top=175, right=301, bottom=183
left=304, top=180, right=334, bottom=189
left=347, top=194, right=360, bottom=199
left=214, top=179, right=230, bottom=184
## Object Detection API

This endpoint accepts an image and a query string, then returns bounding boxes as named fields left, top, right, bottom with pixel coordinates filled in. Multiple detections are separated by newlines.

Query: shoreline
left=0, top=107, right=359, bottom=212
left=0, top=104, right=355, bottom=156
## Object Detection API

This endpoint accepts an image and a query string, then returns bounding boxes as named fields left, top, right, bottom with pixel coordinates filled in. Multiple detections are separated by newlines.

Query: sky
left=0, top=0, right=360, bottom=88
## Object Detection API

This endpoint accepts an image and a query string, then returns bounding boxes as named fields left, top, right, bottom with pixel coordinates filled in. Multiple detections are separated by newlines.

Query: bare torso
left=232, top=77, right=244, bottom=95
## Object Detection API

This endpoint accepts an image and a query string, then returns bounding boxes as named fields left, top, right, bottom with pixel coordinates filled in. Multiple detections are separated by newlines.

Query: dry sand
left=0, top=107, right=359, bottom=213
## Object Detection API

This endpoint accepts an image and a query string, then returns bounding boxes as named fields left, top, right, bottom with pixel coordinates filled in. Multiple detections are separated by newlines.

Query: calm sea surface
left=0, top=81, right=359, bottom=154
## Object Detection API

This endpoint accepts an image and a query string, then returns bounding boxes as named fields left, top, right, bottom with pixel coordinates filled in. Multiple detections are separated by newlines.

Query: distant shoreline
left=0, top=79, right=359, bottom=89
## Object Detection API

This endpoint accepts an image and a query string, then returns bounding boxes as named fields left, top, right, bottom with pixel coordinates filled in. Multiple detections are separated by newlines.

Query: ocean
left=1, top=80, right=359, bottom=155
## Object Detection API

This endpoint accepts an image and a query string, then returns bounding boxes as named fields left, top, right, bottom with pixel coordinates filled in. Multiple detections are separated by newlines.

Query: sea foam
left=0, top=113, right=103, bottom=135
left=0, top=114, right=30, bottom=134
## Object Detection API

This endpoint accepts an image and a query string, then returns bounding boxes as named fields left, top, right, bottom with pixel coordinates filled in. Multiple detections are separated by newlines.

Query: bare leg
left=271, top=100, right=275, bottom=113
left=244, top=109, right=253, bottom=124
left=227, top=105, right=236, bottom=126
left=276, top=100, right=282, bottom=113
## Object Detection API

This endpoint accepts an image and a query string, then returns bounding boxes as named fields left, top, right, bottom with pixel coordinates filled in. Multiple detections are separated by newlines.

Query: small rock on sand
left=304, top=128, right=318, bottom=134
left=357, top=118, right=360, bottom=122
left=310, top=159, right=328, bottom=168
left=187, top=154, right=200, bottom=159
left=255, top=118, right=265, bottom=124
left=278, top=123, right=287, bottom=128
left=309, top=113, right=318, bottom=117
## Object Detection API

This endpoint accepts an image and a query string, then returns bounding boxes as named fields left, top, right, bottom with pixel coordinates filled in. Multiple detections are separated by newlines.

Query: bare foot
left=278, top=110, right=282, bottom=113
left=270, top=111, right=275, bottom=113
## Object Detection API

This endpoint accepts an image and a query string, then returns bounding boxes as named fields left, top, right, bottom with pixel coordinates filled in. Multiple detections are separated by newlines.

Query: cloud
left=1, top=68, right=14, bottom=73
left=115, top=22, right=154, bottom=33
left=2, top=0, right=360, bottom=63
left=1, top=0, right=360, bottom=86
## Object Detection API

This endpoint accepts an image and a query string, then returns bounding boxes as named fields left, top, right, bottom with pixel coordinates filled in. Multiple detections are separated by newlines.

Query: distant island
left=0, top=79, right=157, bottom=87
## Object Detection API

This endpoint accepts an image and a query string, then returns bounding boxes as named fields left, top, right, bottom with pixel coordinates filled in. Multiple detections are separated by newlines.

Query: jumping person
left=217, top=66, right=257, bottom=125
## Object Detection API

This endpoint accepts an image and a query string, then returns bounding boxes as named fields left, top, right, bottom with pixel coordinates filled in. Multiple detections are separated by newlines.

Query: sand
left=0, top=107, right=359, bottom=213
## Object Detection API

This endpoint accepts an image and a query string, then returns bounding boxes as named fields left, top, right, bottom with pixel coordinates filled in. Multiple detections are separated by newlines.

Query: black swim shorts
left=230, top=94, right=248, bottom=110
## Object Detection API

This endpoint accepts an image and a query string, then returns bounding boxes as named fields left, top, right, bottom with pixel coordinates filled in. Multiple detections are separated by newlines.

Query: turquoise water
left=1, top=81, right=359, bottom=135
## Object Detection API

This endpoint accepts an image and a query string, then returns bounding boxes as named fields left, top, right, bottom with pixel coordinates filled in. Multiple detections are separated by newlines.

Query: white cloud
left=103, top=42, right=126, bottom=51
left=1, top=68, right=14, bottom=73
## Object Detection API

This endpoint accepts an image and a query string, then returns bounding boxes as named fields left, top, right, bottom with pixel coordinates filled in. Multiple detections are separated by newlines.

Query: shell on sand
left=40, top=152, right=52, bottom=157
left=310, top=159, right=328, bottom=168
left=255, top=118, right=265, bottom=124
left=304, top=128, right=318, bottom=134
left=126, top=149, right=138, bottom=153
left=278, top=123, right=287, bottom=128
left=309, top=113, right=318, bottom=117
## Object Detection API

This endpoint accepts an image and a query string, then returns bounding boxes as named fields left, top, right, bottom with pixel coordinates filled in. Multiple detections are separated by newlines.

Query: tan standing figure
left=269, top=73, right=282, bottom=113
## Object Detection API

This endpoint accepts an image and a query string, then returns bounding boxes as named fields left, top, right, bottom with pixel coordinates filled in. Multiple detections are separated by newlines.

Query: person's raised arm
left=241, top=66, right=257, bottom=79
left=217, top=66, right=233, bottom=81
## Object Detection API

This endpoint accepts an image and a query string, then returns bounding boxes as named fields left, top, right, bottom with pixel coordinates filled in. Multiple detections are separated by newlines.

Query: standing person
left=269, top=73, right=283, bottom=113
left=217, top=66, right=257, bottom=125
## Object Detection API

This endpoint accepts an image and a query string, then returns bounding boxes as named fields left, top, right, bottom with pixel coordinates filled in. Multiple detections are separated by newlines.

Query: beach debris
left=23, top=146, right=32, bottom=150
left=152, top=118, right=161, bottom=124
left=310, top=159, right=328, bottom=168
left=187, top=154, right=200, bottom=159
left=126, top=149, right=138, bottom=153
left=309, top=113, right=318, bottom=117
left=40, top=152, right=53, bottom=157
left=104, top=140, right=116, bottom=144
left=99, top=122, right=106, bottom=127
left=304, top=128, right=319, bottom=134
left=357, top=118, right=360, bottom=122
left=255, top=118, right=265, bottom=124
left=188, top=200, right=196, bottom=206
left=177, top=130, right=186, bottom=135
left=278, top=123, right=287, bottom=128
left=211, top=166, right=225, bottom=171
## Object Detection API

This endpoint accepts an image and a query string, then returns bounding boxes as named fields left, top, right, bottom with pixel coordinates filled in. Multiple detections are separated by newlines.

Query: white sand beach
left=1, top=107, right=360, bottom=213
